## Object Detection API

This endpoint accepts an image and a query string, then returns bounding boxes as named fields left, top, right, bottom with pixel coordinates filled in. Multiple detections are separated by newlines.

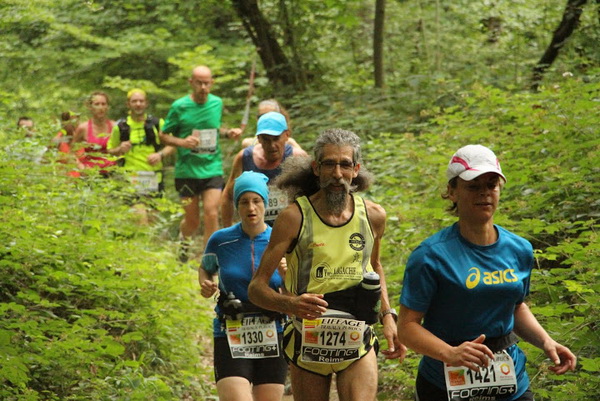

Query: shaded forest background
left=0, top=0, right=598, bottom=400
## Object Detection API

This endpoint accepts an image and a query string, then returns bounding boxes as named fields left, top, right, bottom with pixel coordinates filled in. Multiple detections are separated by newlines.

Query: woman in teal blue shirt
left=398, top=145, right=576, bottom=401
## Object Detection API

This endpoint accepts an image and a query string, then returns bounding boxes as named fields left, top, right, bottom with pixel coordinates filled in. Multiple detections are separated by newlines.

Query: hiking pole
left=225, top=56, right=256, bottom=161
left=240, top=56, right=257, bottom=133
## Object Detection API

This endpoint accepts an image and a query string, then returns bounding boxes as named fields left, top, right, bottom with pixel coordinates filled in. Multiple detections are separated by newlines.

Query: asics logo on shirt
left=465, top=267, right=518, bottom=289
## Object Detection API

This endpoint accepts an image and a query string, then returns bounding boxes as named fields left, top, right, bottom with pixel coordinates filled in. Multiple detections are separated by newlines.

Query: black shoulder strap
left=117, top=118, right=130, bottom=142
left=144, top=115, right=161, bottom=152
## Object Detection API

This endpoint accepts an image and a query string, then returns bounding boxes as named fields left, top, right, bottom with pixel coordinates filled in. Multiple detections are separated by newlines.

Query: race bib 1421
left=443, top=351, right=518, bottom=401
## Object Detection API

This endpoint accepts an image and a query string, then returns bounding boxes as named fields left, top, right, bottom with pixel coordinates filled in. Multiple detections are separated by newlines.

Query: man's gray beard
left=321, top=178, right=350, bottom=214
left=325, top=191, right=348, bottom=214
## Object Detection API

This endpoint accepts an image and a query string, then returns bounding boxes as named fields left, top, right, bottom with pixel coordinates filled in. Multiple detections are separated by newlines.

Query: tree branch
left=531, top=0, right=587, bottom=91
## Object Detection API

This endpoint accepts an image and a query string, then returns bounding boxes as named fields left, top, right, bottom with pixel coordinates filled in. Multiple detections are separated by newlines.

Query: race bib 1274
left=300, top=317, right=365, bottom=364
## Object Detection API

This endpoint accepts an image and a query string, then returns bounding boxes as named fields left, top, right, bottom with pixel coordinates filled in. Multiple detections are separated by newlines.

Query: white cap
left=446, top=145, right=506, bottom=182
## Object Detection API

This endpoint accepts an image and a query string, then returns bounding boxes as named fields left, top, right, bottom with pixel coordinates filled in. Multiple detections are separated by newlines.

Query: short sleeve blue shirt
left=400, top=223, right=534, bottom=399
left=202, top=223, right=283, bottom=337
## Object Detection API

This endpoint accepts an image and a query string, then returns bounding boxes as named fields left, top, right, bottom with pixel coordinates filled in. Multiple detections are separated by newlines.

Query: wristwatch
left=379, top=308, right=398, bottom=323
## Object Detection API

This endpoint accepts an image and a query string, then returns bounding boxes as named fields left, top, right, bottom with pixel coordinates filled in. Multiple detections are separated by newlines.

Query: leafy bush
left=0, top=146, right=215, bottom=400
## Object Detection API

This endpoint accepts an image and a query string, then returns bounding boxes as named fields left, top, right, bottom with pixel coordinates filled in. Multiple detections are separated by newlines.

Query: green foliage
left=0, top=147, right=215, bottom=400
left=0, top=0, right=251, bottom=124
left=281, top=0, right=599, bottom=92
left=2, top=0, right=597, bottom=130
left=0, top=0, right=598, bottom=399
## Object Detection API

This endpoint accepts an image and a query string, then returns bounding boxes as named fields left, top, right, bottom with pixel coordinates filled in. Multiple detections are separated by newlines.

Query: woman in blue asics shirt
left=398, top=145, right=576, bottom=401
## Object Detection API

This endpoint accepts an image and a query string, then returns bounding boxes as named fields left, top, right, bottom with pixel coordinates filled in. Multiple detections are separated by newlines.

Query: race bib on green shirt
left=191, top=128, right=218, bottom=154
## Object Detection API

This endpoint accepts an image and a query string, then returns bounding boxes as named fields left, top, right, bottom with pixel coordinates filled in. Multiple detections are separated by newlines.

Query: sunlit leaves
left=0, top=139, right=214, bottom=399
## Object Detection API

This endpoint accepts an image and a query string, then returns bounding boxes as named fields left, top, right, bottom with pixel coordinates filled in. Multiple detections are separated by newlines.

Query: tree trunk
left=531, top=0, right=588, bottom=91
left=374, top=0, right=386, bottom=88
left=230, top=0, right=303, bottom=88
left=279, top=0, right=308, bottom=88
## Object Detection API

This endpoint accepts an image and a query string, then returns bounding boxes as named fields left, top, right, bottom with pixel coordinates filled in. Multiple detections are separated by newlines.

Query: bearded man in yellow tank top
left=249, top=129, right=406, bottom=401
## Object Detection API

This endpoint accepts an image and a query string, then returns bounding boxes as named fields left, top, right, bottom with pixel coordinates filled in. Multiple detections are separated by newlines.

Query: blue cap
left=234, top=171, right=270, bottom=208
left=255, top=111, right=288, bottom=137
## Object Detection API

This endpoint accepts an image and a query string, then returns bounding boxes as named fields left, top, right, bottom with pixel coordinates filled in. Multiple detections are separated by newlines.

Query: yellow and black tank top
left=285, top=195, right=375, bottom=296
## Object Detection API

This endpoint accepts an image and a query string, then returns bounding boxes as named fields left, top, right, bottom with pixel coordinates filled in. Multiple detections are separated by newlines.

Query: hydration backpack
left=117, top=115, right=161, bottom=152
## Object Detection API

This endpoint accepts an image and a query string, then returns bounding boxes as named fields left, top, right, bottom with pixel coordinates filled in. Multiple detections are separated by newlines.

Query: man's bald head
left=192, top=65, right=212, bottom=79
left=189, top=66, right=213, bottom=104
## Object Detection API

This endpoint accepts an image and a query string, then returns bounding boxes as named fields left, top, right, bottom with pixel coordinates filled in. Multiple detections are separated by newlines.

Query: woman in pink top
left=73, top=91, right=117, bottom=171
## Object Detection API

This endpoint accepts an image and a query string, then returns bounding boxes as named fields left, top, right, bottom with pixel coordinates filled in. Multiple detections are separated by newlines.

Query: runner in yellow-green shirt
left=248, top=129, right=406, bottom=401
left=107, top=89, right=174, bottom=194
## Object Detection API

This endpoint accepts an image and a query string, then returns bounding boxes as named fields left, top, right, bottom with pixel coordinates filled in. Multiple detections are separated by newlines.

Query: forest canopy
left=1, top=0, right=598, bottom=122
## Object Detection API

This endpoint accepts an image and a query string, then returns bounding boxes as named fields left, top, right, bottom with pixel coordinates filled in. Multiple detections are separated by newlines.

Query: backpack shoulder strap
left=144, top=115, right=161, bottom=151
left=117, top=118, right=130, bottom=143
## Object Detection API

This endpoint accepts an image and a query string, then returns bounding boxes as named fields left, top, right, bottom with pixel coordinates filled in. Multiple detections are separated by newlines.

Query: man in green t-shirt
left=160, top=66, right=241, bottom=262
